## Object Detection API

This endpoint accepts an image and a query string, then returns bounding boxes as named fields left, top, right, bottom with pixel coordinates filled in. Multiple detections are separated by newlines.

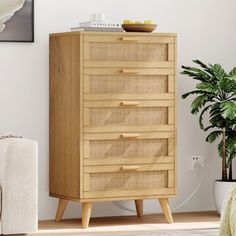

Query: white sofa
left=0, top=138, right=38, bottom=235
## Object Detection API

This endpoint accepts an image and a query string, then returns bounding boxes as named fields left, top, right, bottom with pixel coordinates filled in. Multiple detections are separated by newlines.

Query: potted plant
left=181, top=60, right=236, bottom=213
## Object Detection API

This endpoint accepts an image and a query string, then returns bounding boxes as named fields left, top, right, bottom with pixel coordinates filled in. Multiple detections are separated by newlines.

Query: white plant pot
left=213, top=180, right=236, bottom=214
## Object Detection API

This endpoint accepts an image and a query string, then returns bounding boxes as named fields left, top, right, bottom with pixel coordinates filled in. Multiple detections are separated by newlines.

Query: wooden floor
left=33, top=212, right=220, bottom=235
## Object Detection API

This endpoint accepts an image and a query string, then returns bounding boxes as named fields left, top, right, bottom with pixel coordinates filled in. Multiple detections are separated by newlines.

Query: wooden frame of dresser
left=49, top=31, right=177, bottom=228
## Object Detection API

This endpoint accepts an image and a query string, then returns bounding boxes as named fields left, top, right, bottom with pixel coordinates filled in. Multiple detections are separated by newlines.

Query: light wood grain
left=168, top=107, right=175, bottom=125
left=120, top=165, right=140, bottom=171
left=174, top=35, right=178, bottom=195
left=121, top=133, right=140, bottom=139
left=159, top=198, right=173, bottom=223
left=82, top=202, right=92, bottom=228
left=168, top=75, right=175, bottom=93
left=84, top=163, right=174, bottom=173
left=84, top=35, right=175, bottom=43
left=84, top=156, right=175, bottom=166
left=168, top=170, right=175, bottom=188
left=84, top=100, right=174, bottom=108
left=38, top=212, right=219, bottom=234
left=84, top=93, right=174, bottom=100
left=49, top=31, right=177, bottom=227
left=84, top=61, right=174, bottom=68
left=84, top=125, right=174, bottom=133
left=168, top=44, right=175, bottom=61
left=55, top=199, right=68, bottom=222
left=50, top=193, right=176, bottom=203
left=50, top=31, right=177, bottom=37
left=120, top=101, right=140, bottom=106
left=84, top=188, right=175, bottom=199
left=84, top=132, right=175, bottom=140
left=49, top=35, right=81, bottom=199
left=135, top=200, right=143, bottom=217
left=79, top=34, right=84, bottom=198
left=84, top=68, right=175, bottom=75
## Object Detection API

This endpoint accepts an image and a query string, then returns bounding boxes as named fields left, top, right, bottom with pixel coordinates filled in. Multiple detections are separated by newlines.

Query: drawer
left=84, top=35, right=175, bottom=64
left=84, top=68, right=175, bottom=95
left=83, top=164, right=175, bottom=199
left=84, top=132, right=175, bottom=166
left=84, top=100, right=175, bottom=133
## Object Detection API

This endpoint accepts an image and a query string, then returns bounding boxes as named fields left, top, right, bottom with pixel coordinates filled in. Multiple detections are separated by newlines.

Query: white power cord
left=113, top=170, right=205, bottom=213
left=173, top=170, right=205, bottom=211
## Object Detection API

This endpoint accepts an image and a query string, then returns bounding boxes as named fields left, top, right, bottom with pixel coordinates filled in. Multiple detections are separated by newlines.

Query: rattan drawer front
left=84, top=35, right=175, bottom=63
left=84, top=100, right=175, bottom=133
left=89, top=106, right=167, bottom=124
left=84, top=74, right=174, bottom=94
left=83, top=164, right=175, bottom=198
left=84, top=69, right=175, bottom=95
left=90, top=171, right=167, bottom=191
left=83, top=132, right=175, bottom=166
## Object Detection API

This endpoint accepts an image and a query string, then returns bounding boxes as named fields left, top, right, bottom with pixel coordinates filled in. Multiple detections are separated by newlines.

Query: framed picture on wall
left=0, top=0, right=34, bottom=42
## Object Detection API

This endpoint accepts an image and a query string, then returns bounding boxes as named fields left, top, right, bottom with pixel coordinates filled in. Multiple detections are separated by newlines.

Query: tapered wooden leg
left=159, top=198, right=173, bottom=223
left=55, top=199, right=68, bottom=222
left=134, top=200, right=143, bottom=217
left=82, top=202, right=92, bottom=228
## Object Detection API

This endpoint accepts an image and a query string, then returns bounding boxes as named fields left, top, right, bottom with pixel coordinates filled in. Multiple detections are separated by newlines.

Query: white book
left=79, top=21, right=121, bottom=28
left=71, top=27, right=123, bottom=32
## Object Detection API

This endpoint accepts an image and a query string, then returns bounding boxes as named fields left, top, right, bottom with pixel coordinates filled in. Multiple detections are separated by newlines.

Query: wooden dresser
left=49, top=31, right=177, bottom=228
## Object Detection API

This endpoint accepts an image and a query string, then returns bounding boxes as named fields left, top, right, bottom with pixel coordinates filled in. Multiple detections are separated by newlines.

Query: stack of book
left=71, top=21, right=123, bottom=32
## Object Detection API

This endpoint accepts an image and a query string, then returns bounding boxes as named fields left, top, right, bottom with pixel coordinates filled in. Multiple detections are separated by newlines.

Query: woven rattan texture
left=90, top=43, right=168, bottom=61
left=90, top=75, right=168, bottom=94
left=90, top=139, right=168, bottom=160
left=90, top=171, right=168, bottom=191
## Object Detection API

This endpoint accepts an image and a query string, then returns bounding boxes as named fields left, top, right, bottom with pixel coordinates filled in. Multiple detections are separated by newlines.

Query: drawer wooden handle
left=120, top=101, right=140, bottom=106
left=121, top=69, right=140, bottom=74
left=120, top=165, right=140, bottom=171
left=120, top=37, right=140, bottom=42
left=121, top=133, right=140, bottom=139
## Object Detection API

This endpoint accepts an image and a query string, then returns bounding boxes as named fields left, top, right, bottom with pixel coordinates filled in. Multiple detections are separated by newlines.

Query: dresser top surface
left=50, top=31, right=177, bottom=38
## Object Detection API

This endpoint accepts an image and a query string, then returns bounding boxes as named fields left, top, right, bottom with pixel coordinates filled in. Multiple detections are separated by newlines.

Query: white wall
left=1, top=0, right=236, bottom=220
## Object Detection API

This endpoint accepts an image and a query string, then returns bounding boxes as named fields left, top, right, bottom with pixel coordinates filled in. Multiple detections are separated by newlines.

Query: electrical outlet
left=190, top=155, right=205, bottom=170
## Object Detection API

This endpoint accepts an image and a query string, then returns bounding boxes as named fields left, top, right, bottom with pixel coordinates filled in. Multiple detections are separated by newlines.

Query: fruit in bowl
left=144, top=20, right=154, bottom=24
left=122, top=19, right=157, bottom=32
left=123, top=19, right=134, bottom=24
left=122, top=19, right=155, bottom=25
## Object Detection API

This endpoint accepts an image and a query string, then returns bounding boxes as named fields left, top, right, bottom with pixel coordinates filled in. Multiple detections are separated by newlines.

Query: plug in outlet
left=190, top=155, right=205, bottom=170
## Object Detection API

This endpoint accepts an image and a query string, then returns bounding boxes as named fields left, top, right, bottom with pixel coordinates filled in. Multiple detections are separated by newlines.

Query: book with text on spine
left=79, top=21, right=121, bottom=28
left=71, top=27, right=123, bottom=32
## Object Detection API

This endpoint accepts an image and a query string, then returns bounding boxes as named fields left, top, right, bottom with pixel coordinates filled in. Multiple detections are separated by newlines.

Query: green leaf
left=206, top=130, right=222, bottom=143
left=220, top=101, right=236, bottom=120
left=193, top=60, right=215, bottom=76
left=181, top=65, right=211, bottom=82
left=196, top=82, right=219, bottom=94
left=209, top=104, right=224, bottom=127
left=199, top=104, right=212, bottom=129
left=227, top=136, right=236, bottom=155
left=204, top=125, right=215, bottom=132
left=229, top=67, right=236, bottom=77
left=192, top=60, right=209, bottom=70
left=191, top=94, right=210, bottom=114
left=182, top=90, right=205, bottom=99
left=218, top=78, right=236, bottom=93
left=209, top=64, right=227, bottom=80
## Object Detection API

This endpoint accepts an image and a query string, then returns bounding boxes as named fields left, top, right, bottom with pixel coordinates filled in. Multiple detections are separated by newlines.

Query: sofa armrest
left=0, top=138, right=38, bottom=234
